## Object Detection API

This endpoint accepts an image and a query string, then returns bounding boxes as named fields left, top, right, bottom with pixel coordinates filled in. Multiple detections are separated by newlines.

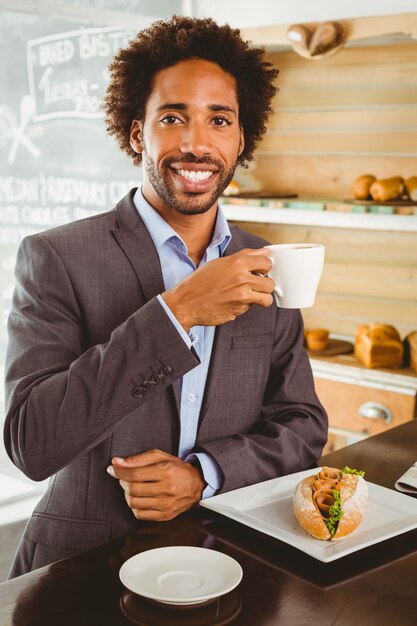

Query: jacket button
left=132, top=385, right=144, bottom=398
left=159, top=365, right=173, bottom=378
left=142, top=379, right=155, bottom=391
left=151, top=373, right=164, bottom=384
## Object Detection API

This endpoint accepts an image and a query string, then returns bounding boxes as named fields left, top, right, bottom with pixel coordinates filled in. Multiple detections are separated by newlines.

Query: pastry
left=305, top=328, right=329, bottom=351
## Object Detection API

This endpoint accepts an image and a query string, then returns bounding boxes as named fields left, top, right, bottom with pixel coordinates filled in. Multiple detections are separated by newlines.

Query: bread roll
left=293, top=467, right=368, bottom=541
left=223, top=180, right=240, bottom=196
left=305, top=328, right=329, bottom=351
left=354, top=323, right=403, bottom=369
left=352, top=174, right=376, bottom=200
left=370, top=178, right=404, bottom=202
left=293, top=474, right=331, bottom=540
left=403, top=331, right=417, bottom=374
left=287, top=24, right=312, bottom=49
left=405, top=177, right=417, bottom=201
left=309, top=21, right=344, bottom=57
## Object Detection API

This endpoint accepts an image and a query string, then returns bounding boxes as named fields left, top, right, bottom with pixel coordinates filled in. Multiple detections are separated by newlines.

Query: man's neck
left=165, top=211, right=217, bottom=266
left=141, top=188, right=218, bottom=266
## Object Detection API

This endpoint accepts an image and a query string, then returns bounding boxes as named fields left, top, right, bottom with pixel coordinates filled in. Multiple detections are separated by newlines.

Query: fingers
left=236, top=248, right=273, bottom=275
left=124, top=495, right=166, bottom=512
left=235, top=249, right=275, bottom=307
left=251, top=292, right=275, bottom=309
left=119, top=478, right=162, bottom=497
left=124, top=494, right=194, bottom=521
left=239, top=246, right=270, bottom=257
left=111, top=449, right=173, bottom=469
left=109, top=464, right=161, bottom=482
left=250, top=275, right=275, bottom=294
left=121, top=490, right=177, bottom=521
left=130, top=506, right=178, bottom=522
left=108, top=455, right=204, bottom=522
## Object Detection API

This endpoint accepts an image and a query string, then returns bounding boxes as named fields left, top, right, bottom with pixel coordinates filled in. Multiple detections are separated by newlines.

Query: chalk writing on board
left=0, top=98, right=41, bottom=165
left=27, top=26, right=135, bottom=121
left=0, top=174, right=138, bottom=236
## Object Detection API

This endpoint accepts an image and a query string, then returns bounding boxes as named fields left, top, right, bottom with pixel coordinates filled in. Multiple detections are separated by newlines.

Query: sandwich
left=293, top=466, right=368, bottom=541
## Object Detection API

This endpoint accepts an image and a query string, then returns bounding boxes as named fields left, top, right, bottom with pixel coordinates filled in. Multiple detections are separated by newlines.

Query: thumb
left=111, top=449, right=171, bottom=467
left=252, top=247, right=271, bottom=254
left=239, top=247, right=270, bottom=256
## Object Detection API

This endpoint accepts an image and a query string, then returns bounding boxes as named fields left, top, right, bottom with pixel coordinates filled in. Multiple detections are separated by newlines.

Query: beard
left=142, top=149, right=237, bottom=216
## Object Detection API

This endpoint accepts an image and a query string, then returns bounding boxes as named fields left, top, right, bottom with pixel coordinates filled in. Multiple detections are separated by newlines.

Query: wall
left=247, top=42, right=417, bottom=198
left=194, top=0, right=417, bottom=28
left=230, top=221, right=417, bottom=337
left=229, top=41, right=417, bottom=338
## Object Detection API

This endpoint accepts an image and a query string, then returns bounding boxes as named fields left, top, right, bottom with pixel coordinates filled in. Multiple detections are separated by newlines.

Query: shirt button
left=187, top=393, right=196, bottom=402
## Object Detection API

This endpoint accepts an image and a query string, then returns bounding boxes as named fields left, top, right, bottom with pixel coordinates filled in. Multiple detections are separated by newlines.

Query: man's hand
left=107, top=450, right=205, bottom=521
left=162, top=247, right=274, bottom=332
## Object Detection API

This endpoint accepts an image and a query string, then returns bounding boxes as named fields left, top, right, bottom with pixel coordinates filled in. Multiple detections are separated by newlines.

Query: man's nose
left=179, top=123, right=213, bottom=158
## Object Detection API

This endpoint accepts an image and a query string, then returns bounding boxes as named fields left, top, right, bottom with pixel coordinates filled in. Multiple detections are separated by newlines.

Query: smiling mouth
left=173, top=168, right=216, bottom=182
left=177, top=169, right=214, bottom=181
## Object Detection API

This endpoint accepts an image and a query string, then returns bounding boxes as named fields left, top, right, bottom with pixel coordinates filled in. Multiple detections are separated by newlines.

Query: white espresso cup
left=266, top=243, right=325, bottom=309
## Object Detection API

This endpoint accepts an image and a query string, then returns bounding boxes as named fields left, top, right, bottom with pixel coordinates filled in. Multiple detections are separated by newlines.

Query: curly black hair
left=104, top=15, right=278, bottom=166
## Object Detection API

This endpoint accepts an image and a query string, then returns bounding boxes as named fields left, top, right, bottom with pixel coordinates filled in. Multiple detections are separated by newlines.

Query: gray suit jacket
left=4, top=189, right=327, bottom=576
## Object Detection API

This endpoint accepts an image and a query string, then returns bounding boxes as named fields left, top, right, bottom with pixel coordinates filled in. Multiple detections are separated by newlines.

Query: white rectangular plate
left=201, top=468, right=417, bottom=562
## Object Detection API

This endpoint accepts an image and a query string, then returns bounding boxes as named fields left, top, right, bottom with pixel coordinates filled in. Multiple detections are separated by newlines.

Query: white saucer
left=119, top=546, right=243, bottom=606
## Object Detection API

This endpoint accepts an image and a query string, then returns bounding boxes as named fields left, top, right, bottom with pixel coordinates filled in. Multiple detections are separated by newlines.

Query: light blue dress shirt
left=133, top=188, right=231, bottom=498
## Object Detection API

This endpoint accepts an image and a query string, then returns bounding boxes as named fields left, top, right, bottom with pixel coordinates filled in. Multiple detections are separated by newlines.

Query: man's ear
left=130, top=119, right=143, bottom=154
left=238, top=126, right=245, bottom=157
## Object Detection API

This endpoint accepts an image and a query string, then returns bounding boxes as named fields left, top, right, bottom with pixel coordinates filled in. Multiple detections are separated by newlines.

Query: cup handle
left=255, top=272, right=283, bottom=299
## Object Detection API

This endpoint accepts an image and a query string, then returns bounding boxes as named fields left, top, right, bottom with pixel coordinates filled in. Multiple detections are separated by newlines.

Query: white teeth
left=177, top=169, right=214, bottom=181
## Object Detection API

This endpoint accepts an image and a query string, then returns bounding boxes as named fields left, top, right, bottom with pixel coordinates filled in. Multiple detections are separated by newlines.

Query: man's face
left=130, top=58, right=244, bottom=216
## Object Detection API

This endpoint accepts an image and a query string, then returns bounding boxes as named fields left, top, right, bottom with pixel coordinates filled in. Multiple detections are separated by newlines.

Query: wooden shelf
left=241, top=12, right=417, bottom=49
left=223, top=204, right=417, bottom=232
left=310, top=353, right=417, bottom=394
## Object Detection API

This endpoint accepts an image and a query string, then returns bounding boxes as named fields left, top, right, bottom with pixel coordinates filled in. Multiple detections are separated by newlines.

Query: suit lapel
left=111, top=193, right=249, bottom=424
left=198, top=230, right=243, bottom=425
left=112, top=190, right=181, bottom=411
left=112, top=189, right=166, bottom=302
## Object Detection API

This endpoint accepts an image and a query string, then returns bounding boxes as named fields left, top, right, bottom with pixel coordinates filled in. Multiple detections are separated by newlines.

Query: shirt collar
left=133, top=187, right=231, bottom=255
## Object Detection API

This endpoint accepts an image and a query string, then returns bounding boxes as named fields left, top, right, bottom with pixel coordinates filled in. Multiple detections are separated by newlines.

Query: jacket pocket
left=26, top=513, right=111, bottom=551
left=232, top=332, right=273, bottom=350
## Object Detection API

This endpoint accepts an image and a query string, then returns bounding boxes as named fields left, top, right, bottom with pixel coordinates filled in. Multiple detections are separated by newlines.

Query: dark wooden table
left=2, top=420, right=417, bottom=626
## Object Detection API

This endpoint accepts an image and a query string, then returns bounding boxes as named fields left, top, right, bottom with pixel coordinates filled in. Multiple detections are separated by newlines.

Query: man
left=4, top=15, right=327, bottom=577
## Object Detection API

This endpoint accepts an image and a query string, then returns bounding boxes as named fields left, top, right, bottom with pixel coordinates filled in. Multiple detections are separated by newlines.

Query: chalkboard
left=0, top=9, right=142, bottom=348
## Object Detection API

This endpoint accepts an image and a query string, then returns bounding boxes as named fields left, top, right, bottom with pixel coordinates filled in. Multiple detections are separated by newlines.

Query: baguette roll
left=293, top=467, right=368, bottom=541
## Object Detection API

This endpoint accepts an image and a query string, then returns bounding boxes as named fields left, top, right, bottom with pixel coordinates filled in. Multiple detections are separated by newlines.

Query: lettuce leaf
left=323, top=468, right=365, bottom=536
left=324, top=489, right=343, bottom=536
left=341, top=466, right=365, bottom=477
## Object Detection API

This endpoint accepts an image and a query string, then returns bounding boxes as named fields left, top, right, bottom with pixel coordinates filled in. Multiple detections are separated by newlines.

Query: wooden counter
left=310, top=352, right=417, bottom=453
left=1, top=421, right=417, bottom=626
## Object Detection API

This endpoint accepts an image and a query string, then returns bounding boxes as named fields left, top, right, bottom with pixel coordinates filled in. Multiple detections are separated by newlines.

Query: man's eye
left=161, top=115, right=180, bottom=125
left=212, top=117, right=231, bottom=126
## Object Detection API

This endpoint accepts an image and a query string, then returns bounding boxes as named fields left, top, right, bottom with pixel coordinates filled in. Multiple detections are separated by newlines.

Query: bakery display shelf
left=310, top=353, right=417, bottom=395
left=222, top=203, right=417, bottom=232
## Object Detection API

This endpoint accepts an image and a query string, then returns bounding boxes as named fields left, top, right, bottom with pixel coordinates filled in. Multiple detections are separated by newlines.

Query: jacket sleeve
left=3, top=234, right=199, bottom=481
left=197, top=308, right=328, bottom=492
